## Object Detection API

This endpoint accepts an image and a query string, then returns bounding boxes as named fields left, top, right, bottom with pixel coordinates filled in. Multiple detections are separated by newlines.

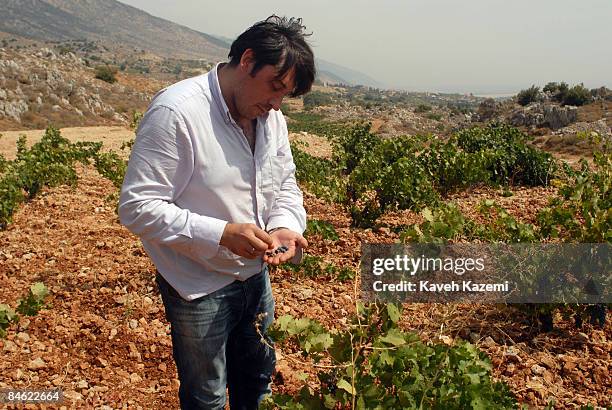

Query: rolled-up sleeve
left=266, top=115, right=307, bottom=235
left=118, top=105, right=227, bottom=260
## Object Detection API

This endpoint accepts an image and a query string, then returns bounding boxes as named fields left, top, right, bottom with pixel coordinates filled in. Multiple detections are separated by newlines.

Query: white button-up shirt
left=118, top=64, right=306, bottom=300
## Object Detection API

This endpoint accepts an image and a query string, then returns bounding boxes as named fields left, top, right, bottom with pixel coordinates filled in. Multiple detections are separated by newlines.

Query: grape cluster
left=266, top=245, right=289, bottom=257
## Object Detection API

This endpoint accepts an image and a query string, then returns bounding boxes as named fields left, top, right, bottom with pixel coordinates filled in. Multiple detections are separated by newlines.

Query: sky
left=117, top=0, right=611, bottom=95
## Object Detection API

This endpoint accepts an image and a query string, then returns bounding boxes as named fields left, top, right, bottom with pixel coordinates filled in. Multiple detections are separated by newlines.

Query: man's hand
left=220, top=223, right=274, bottom=259
left=263, top=228, right=308, bottom=266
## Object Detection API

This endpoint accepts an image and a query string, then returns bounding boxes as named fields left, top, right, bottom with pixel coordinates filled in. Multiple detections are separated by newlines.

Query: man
left=118, top=16, right=315, bottom=409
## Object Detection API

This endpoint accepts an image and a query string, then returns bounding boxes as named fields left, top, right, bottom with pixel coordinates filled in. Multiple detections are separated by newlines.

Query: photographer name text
left=372, top=280, right=510, bottom=293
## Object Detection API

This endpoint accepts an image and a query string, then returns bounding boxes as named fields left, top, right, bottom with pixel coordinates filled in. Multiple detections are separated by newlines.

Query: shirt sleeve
left=118, top=105, right=227, bottom=260
left=265, top=113, right=307, bottom=235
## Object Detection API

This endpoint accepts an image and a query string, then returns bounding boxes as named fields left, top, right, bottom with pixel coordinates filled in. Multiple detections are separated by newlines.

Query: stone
left=28, top=357, right=46, bottom=370
left=531, top=364, right=545, bottom=376
left=16, top=332, right=30, bottom=343
left=4, top=340, right=18, bottom=352
left=543, top=104, right=577, bottom=129
left=504, top=346, right=522, bottom=363
left=129, top=373, right=142, bottom=383
left=574, top=332, right=589, bottom=343
left=481, top=336, right=496, bottom=348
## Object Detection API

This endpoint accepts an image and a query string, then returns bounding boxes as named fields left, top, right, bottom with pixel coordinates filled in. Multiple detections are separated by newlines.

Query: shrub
left=262, top=304, right=516, bottom=409
left=454, top=124, right=557, bottom=186
left=414, top=103, right=432, bottom=113
left=1, top=282, right=48, bottom=338
left=94, top=65, right=118, bottom=83
left=303, top=90, right=334, bottom=110
left=562, top=83, right=592, bottom=106
left=305, top=219, right=339, bottom=241
left=516, top=85, right=540, bottom=106
left=291, top=143, right=346, bottom=203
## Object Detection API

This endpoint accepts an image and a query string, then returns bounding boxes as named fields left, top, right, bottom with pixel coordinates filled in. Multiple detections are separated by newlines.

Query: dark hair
left=228, top=15, right=315, bottom=97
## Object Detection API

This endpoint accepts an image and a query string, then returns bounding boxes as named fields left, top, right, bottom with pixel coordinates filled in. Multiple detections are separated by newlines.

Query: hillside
left=0, top=0, right=384, bottom=88
left=0, top=0, right=227, bottom=61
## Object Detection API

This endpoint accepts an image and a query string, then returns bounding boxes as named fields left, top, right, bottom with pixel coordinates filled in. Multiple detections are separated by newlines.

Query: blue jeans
left=156, top=267, right=276, bottom=409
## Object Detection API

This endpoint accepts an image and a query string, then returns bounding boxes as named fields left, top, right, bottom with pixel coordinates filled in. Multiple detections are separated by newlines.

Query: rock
left=28, top=357, right=46, bottom=370
left=531, top=364, right=545, bottom=376
left=503, top=346, right=522, bottom=363
left=16, top=332, right=30, bottom=343
left=62, top=390, right=83, bottom=401
left=481, top=336, right=496, bottom=348
left=129, top=319, right=138, bottom=329
left=561, top=356, right=577, bottom=372
left=438, top=335, right=453, bottom=345
left=0, top=99, right=29, bottom=121
left=554, top=119, right=612, bottom=139
left=543, top=104, right=577, bottom=129
left=298, top=288, right=313, bottom=300
left=3, top=340, right=18, bottom=352
left=508, top=103, right=577, bottom=130
left=574, top=332, right=589, bottom=343
left=158, top=363, right=167, bottom=372
left=540, top=356, right=557, bottom=370
left=12, top=368, right=25, bottom=380
left=76, top=380, right=88, bottom=389
left=129, top=373, right=142, bottom=383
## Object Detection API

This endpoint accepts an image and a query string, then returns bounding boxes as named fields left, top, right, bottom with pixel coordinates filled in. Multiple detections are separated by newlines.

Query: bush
left=303, top=90, right=334, bottom=110
left=414, top=103, right=432, bottom=113
left=1, top=282, right=48, bottom=338
left=328, top=123, right=556, bottom=228
left=263, top=304, right=516, bottom=409
left=291, top=143, right=346, bottom=203
left=454, top=124, right=557, bottom=186
left=95, top=65, right=118, bottom=83
left=543, top=81, right=570, bottom=103
left=562, top=84, right=592, bottom=106
left=305, top=219, right=339, bottom=241
left=516, top=85, right=540, bottom=106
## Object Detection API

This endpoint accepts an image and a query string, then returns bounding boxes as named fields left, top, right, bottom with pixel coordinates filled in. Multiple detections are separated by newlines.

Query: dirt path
left=0, top=126, right=136, bottom=160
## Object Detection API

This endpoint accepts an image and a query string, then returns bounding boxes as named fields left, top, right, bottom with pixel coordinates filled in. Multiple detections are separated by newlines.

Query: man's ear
left=239, top=49, right=256, bottom=75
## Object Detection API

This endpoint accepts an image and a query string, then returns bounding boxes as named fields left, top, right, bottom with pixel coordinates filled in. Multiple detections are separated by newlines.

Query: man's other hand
left=263, top=228, right=308, bottom=266
left=220, top=223, right=274, bottom=259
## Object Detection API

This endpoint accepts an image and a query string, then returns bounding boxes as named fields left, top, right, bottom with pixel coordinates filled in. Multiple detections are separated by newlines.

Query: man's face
left=233, top=62, right=296, bottom=121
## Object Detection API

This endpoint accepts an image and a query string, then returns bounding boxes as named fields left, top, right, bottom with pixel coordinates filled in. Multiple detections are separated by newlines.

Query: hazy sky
left=118, top=0, right=611, bottom=94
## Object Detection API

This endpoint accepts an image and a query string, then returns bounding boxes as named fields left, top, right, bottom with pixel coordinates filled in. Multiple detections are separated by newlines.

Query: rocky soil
left=0, top=46, right=157, bottom=130
left=0, top=129, right=610, bottom=409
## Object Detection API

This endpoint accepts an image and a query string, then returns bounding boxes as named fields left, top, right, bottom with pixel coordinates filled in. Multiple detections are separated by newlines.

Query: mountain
left=316, top=59, right=386, bottom=89
left=0, top=0, right=378, bottom=88
left=0, top=0, right=227, bottom=61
